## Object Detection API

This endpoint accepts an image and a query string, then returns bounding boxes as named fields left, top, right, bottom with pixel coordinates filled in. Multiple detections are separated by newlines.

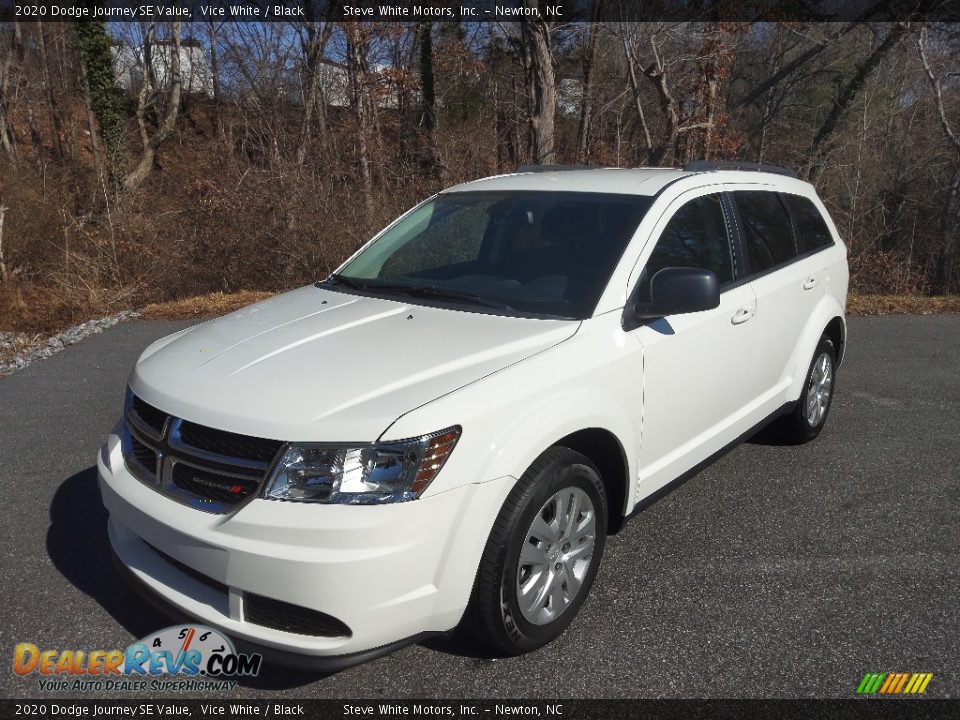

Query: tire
left=462, top=447, right=608, bottom=656
left=770, top=335, right=838, bottom=444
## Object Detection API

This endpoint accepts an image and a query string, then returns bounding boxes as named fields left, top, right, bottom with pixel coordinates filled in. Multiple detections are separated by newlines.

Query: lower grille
left=143, top=542, right=350, bottom=639
left=244, top=593, right=351, bottom=638
left=130, top=435, right=157, bottom=474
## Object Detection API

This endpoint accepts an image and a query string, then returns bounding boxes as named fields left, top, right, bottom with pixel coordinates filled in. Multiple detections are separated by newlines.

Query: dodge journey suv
left=98, top=162, right=848, bottom=669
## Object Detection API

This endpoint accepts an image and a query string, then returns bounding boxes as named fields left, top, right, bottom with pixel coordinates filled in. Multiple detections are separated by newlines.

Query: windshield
left=331, top=191, right=652, bottom=319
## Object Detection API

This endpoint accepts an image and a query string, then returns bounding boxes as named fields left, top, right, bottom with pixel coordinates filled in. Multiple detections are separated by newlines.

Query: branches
left=734, top=18, right=868, bottom=111
left=916, top=26, right=960, bottom=156
left=125, top=21, right=183, bottom=191
left=805, top=23, right=908, bottom=181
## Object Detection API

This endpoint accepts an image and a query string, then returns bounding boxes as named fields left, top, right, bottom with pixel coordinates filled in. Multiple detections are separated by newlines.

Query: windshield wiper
left=326, top=275, right=513, bottom=311
left=400, top=285, right=514, bottom=311
left=325, top=273, right=369, bottom=290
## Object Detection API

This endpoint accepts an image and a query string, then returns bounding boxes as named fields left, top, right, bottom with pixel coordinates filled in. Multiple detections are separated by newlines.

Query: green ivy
left=75, top=20, right=126, bottom=195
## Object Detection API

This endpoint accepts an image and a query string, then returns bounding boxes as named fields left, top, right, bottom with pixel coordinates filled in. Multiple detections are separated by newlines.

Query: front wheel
left=462, top=447, right=607, bottom=656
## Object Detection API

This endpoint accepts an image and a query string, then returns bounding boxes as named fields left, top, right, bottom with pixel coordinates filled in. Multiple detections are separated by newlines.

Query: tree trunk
left=935, top=166, right=960, bottom=293
left=0, top=205, right=8, bottom=283
left=917, top=27, right=960, bottom=294
left=296, top=19, right=334, bottom=171
left=641, top=37, right=679, bottom=166
left=208, top=20, right=222, bottom=106
left=520, top=10, right=556, bottom=165
left=576, top=1, right=603, bottom=161
left=36, top=23, right=66, bottom=160
left=76, top=21, right=127, bottom=197
left=346, top=24, right=373, bottom=215
left=620, top=36, right=652, bottom=161
left=0, top=25, right=18, bottom=160
left=125, top=22, right=183, bottom=191
left=417, top=21, right=441, bottom=178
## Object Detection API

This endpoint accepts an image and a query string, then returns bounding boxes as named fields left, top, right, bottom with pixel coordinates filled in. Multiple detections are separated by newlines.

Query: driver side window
left=639, top=193, right=734, bottom=297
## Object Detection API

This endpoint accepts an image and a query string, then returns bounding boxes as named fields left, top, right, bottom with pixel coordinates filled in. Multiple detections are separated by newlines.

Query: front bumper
left=97, top=431, right=514, bottom=667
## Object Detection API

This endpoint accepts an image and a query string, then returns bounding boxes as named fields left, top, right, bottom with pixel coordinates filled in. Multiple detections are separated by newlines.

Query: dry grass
left=847, top=294, right=960, bottom=316
left=140, top=290, right=275, bottom=320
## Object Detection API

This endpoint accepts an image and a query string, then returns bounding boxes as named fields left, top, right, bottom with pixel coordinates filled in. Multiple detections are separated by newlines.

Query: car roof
left=442, top=167, right=811, bottom=197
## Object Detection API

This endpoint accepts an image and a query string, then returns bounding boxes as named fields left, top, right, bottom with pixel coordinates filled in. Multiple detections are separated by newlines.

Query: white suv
left=98, top=163, right=848, bottom=669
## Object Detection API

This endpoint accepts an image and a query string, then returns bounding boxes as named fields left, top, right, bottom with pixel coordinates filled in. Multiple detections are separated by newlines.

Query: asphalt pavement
left=1, top=315, right=957, bottom=699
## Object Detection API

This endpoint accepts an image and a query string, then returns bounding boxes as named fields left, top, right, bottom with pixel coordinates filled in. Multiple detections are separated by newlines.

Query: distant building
left=112, top=39, right=214, bottom=98
left=315, top=59, right=351, bottom=108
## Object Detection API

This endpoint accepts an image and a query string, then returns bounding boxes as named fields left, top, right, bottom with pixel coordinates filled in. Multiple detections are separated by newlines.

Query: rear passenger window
left=783, top=194, right=835, bottom=252
left=643, top=193, right=734, bottom=287
left=735, top=191, right=797, bottom=273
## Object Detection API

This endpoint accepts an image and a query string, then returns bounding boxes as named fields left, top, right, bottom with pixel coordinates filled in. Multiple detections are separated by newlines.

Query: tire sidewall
left=799, top=336, right=837, bottom=437
left=496, top=458, right=607, bottom=653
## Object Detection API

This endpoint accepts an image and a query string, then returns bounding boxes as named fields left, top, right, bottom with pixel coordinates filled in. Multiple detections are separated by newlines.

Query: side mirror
left=632, top=267, right=720, bottom=322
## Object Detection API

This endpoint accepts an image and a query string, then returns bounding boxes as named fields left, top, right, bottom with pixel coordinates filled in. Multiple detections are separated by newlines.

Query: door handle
left=731, top=307, right=755, bottom=325
left=802, top=277, right=818, bottom=290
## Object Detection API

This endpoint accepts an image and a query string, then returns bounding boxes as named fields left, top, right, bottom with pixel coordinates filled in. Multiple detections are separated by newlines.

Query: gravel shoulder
left=0, top=311, right=140, bottom=377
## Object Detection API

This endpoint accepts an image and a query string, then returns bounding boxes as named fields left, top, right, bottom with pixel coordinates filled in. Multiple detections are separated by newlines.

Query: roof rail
left=515, top=164, right=606, bottom=173
left=683, top=160, right=799, bottom=179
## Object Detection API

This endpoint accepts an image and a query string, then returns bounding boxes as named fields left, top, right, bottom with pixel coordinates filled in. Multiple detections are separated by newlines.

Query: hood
left=131, top=285, right=579, bottom=442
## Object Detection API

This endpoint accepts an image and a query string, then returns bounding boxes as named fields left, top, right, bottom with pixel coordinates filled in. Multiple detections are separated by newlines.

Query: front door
left=627, top=189, right=764, bottom=499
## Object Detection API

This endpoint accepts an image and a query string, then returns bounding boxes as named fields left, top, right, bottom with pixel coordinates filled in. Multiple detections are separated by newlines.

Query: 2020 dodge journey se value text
left=98, top=164, right=849, bottom=669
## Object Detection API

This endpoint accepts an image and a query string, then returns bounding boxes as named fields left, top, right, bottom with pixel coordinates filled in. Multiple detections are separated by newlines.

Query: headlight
left=262, top=426, right=461, bottom=504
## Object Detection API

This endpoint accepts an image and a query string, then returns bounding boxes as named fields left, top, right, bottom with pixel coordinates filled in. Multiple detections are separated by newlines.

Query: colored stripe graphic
left=857, top=672, right=932, bottom=694
left=856, top=673, right=886, bottom=694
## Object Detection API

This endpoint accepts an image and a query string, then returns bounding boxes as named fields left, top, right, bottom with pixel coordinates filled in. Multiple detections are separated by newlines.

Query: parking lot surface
left=1, top=315, right=957, bottom=698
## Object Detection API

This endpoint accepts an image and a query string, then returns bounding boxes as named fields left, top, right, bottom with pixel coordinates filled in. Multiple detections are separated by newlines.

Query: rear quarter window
left=734, top=190, right=797, bottom=273
left=783, top=194, right=836, bottom=252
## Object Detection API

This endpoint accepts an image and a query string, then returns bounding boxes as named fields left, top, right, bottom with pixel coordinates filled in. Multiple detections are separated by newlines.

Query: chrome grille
left=132, top=395, right=168, bottom=436
left=122, top=391, right=284, bottom=514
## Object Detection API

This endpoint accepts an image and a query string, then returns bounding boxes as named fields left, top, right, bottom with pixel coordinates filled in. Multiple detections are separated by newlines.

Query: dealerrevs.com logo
left=13, top=625, right=262, bottom=692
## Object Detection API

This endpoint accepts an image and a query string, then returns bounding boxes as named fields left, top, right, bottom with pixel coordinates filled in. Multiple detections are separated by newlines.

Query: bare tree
left=346, top=23, right=374, bottom=213
left=576, top=1, right=604, bottom=161
left=916, top=26, right=960, bottom=293
left=734, top=18, right=869, bottom=111
left=0, top=23, right=21, bottom=159
left=35, top=23, right=67, bottom=160
left=805, top=23, right=908, bottom=181
left=621, top=25, right=684, bottom=166
left=0, top=204, right=8, bottom=283
left=295, top=15, right=335, bottom=171
left=519, top=9, right=556, bottom=164
left=124, top=21, right=183, bottom=191
left=417, top=21, right=441, bottom=178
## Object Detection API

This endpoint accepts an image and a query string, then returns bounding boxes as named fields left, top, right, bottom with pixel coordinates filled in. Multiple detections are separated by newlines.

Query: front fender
left=381, top=318, right=640, bottom=514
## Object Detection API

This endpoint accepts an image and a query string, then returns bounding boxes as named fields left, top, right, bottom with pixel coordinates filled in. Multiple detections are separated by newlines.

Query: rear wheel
left=462, top=447, right=607, bottom=655
left=771, top=335, right=837, bottom=444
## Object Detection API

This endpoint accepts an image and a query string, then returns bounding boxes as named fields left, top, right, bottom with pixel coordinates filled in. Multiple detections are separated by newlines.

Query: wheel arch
left=552, top=428, right=632, bottom=535
left=824, top=315, right=846, bottom=366
left=785, top=296, right=847, bottom=401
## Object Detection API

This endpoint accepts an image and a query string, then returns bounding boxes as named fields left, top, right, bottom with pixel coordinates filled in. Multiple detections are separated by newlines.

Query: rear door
left=728, top=187, right=823, bottom=402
